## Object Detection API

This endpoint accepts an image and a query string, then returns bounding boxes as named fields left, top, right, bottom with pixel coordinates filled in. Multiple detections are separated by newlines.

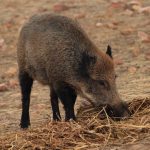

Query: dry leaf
left=128, top=66, right=137, bottom=74
left=0, top=38, right=6, bottom=51
left=120, top=27, right=134, bottom=36
left=5, top=67, right=17, bottom=77
left=74, top=13, right=86, bottom=19
left=8, top=79, right=19, bottom=88
left=127, top=0, right=141, bottom=6
left=123, top=9, right=133, bottom=15
left=0, top=83, right=8, bottom=92
left=38, top=7, right=48, bottom=12
left=131, top=47, right=140, bottom=57
left=145, top=53, right=150, bottom=61
left=32, top=104, right=47, bottom=109
left=0, top=102, right=8, bottom=108
left=53, top=4, right=70, bottom=12
left=110, top=2, right=123, bottom=9
left=139, top=6, right=150, bottom=14
left=4, top=19, right=15, bottom=29
left=105, top=23, right=117, bottom=30
left=114, top=58, right=123, bottom=65
left=138, top=31, right=150, bottom=43
left=0, top=38, right=5, bottom=48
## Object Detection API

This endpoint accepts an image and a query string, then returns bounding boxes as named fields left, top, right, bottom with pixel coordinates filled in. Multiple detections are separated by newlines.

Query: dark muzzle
left=106, top=101, right=131, bottom=120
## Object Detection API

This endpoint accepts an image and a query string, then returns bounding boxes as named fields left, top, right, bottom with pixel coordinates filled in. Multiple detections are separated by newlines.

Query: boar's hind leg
left=50, top=87, right=61, bottom=121
left=54, top=83, right=77, bottom=121
left=19, top=71, right=33, bottom=128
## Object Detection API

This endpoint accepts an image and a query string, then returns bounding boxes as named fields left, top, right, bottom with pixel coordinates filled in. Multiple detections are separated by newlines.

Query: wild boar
left=17, top=13, right=130, bottom=128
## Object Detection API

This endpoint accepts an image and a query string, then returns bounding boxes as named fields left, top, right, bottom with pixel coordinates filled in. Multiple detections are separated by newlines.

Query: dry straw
left=0, top=97, right=150, bottom=150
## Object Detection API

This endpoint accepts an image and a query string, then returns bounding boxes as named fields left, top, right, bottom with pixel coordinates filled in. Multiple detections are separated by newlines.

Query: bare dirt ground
left=0, top=0, right=150, bottom=149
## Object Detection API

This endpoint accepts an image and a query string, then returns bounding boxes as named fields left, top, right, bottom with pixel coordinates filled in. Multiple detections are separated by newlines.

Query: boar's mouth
left=98, top=102, right=132, bottom=120
left=105, top=102, right=132, bottom=120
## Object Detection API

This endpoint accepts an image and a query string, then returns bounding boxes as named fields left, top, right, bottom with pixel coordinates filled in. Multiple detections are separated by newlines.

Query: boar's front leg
left=54, top=82, right=77, bottom=121
left=50, top=87, right=61, bottom=121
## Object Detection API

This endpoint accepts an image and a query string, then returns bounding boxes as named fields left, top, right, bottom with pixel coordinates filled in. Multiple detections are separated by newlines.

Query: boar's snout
left=106, top=101, right=131, bottom=120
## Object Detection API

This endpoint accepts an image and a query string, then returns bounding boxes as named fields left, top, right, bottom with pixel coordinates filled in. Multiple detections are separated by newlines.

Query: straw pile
left=0, top=97, right=150, bottom=150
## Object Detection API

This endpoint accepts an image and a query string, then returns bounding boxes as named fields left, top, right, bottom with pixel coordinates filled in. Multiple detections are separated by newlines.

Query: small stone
left=96, top=22, right=103, bottom=27
left=127, top=0, right=141, bottom=6
left=126, top=0, right=141, bottom=12
left=132, top=5, right=141, bottom=11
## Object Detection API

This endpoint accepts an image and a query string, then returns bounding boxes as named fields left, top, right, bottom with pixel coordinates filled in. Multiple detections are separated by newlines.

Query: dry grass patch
left=0, top=97, right=150, bottom=150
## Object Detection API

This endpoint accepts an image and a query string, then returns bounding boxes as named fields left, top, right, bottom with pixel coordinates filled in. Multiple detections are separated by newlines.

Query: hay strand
left=0, top=97, right=150, bottom=149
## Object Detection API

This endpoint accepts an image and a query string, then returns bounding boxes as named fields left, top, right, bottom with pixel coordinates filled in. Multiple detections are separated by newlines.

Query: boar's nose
left=106, top=101, right=131, bottom=120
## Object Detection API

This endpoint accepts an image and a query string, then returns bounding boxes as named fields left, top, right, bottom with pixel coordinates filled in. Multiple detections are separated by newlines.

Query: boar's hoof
left=20, top=122, right=30, bottom=129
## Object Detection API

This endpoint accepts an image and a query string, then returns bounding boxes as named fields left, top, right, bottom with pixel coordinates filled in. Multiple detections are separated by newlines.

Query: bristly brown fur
left=17, top=13, right=130, bottom=128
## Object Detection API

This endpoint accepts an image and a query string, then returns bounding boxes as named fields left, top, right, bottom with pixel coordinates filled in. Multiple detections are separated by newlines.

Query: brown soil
left=0, top=0, right=150, bottom=149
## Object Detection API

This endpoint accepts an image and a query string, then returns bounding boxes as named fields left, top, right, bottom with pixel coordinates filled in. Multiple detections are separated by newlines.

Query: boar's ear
left=106, top=45, right=113, bottom=58
left=79, top=52, right=97, bottom=78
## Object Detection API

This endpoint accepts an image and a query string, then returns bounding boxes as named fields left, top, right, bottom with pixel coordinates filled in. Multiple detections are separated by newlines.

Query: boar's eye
left=98, top=80, right=109, bottom=90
